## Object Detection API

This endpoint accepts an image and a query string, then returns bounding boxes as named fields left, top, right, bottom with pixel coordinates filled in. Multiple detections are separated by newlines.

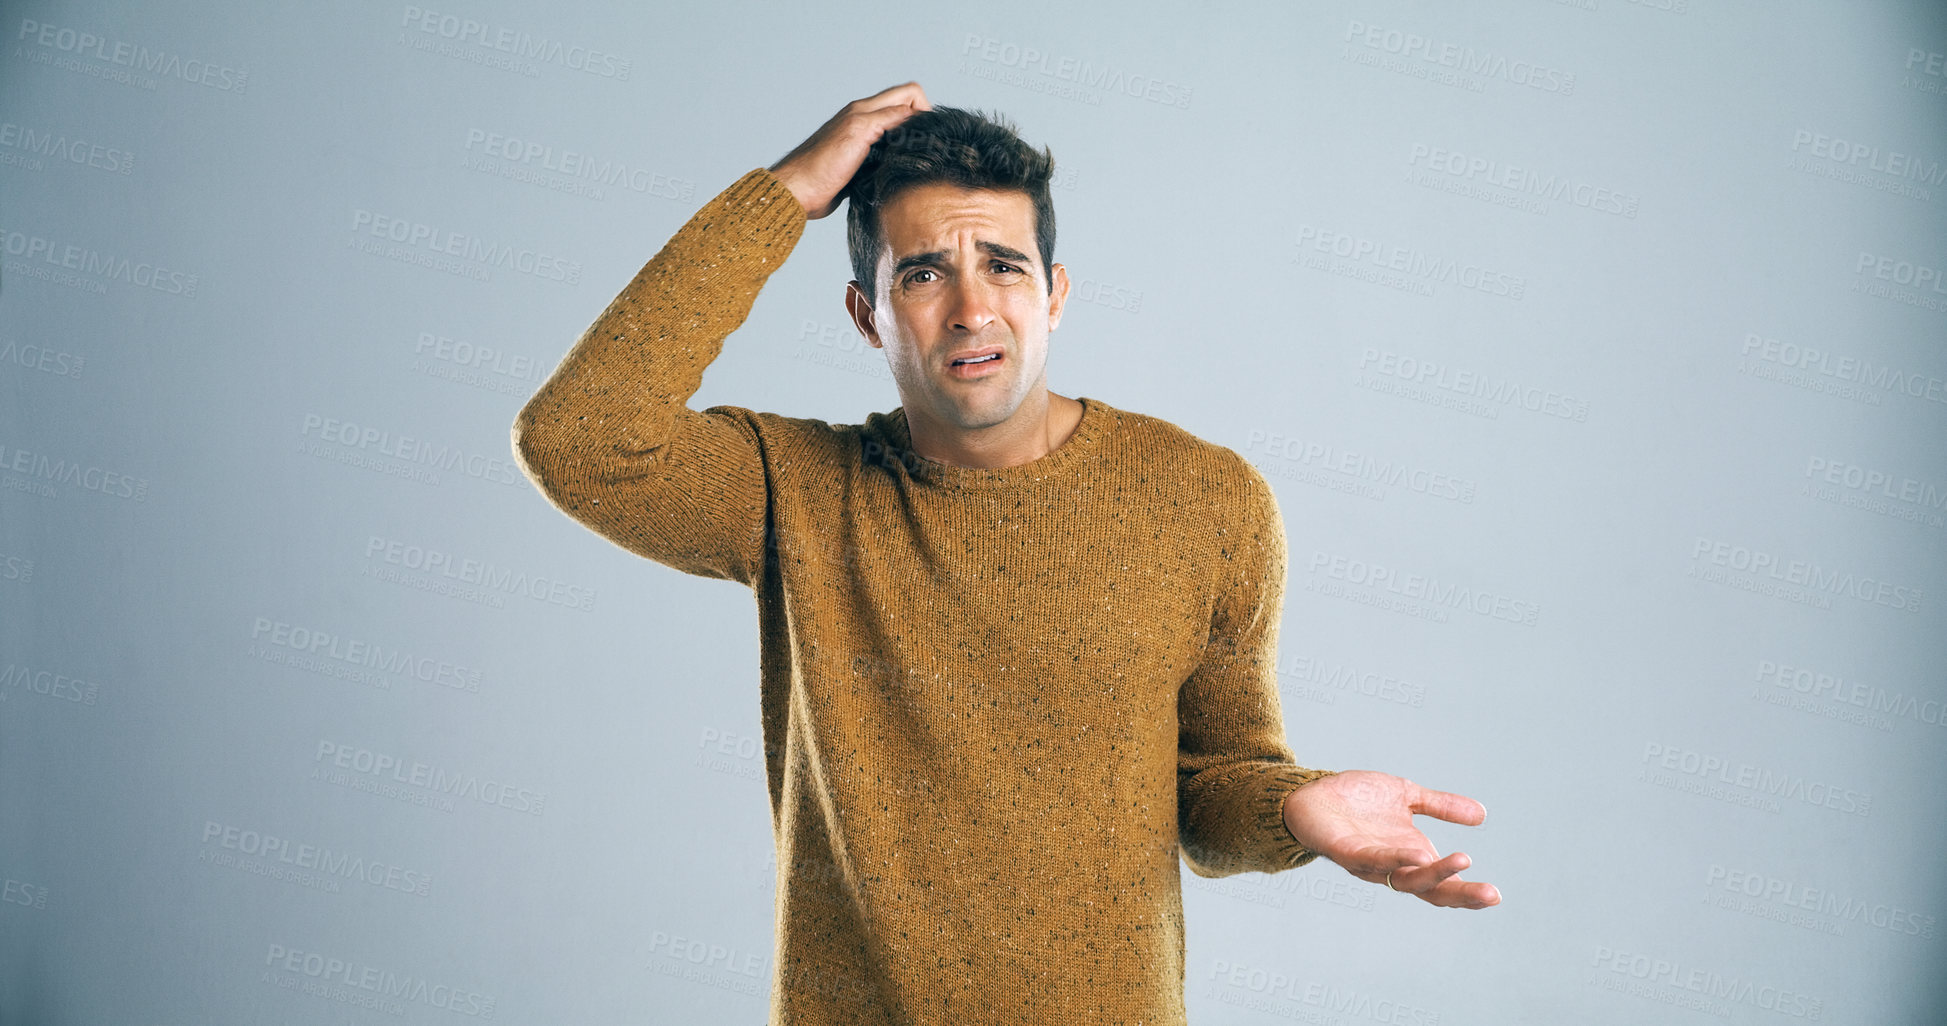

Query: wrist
left=1279, top=769, right=1339, bottom=854
left=1281, top=787, right=1306, bottom=847
left=766, top=166, right=816, bottom=219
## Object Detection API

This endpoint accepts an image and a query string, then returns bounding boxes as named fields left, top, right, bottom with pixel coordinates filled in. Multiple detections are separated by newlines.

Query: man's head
left=841, top=106, right=1070, bottom=440
left=843, top=107, right=1057, bottom=310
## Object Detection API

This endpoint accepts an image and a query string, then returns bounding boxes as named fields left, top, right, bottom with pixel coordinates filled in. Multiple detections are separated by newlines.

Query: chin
left=945, top=390, right=1021, bottom=430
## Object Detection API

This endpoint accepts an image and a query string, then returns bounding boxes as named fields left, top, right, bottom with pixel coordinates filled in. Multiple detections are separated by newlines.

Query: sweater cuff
left=1260, top=765, right=1340, bottom=871
left=727, top=166, right=809, bottom=231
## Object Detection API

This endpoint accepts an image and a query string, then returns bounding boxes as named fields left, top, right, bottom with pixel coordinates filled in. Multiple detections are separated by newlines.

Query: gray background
left=3, top=0, right=1945, bottom=1022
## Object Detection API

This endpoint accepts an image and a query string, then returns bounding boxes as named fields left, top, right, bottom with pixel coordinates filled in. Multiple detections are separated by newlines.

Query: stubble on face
left=867, top=183, right=1057, bottom=436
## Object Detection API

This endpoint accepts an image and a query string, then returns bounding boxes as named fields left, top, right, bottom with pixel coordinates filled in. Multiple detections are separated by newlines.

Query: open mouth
left=946, top=349, right=1005, bottom=378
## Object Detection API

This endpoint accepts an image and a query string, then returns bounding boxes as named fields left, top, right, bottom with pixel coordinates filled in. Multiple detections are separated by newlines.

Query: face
left=845, top=182, right=1068, bottom=434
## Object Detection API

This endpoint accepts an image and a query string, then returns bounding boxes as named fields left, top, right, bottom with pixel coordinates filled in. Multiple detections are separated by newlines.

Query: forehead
left=877, top=182, right=1037, bottom=263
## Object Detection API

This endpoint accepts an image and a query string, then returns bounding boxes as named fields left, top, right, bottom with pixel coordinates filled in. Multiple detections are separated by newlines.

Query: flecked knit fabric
left=512, top=167, right=1336, bottom=1025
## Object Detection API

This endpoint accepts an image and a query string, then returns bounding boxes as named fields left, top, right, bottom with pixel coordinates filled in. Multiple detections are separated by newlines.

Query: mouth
left=946, top=347, right=1004, bottom=378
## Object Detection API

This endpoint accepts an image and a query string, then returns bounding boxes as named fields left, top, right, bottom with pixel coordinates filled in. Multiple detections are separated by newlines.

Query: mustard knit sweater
left=512, top=167, right=1335, bottom=1025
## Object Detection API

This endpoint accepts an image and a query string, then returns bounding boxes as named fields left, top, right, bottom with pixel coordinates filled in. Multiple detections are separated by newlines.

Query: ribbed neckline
left=875, top=396, right=1113, bottom=488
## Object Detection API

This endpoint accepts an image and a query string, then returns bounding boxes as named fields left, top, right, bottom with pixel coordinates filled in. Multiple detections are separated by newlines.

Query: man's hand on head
left=1282, top=770, right=1501, bottom=910
left=768, top=81, right=932, bottom=220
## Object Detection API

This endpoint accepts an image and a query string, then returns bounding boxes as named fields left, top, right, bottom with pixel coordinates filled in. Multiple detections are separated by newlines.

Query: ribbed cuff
left=724, top=166, right=809, bottom=236
left=1258, top=765, right=1341, bottom=871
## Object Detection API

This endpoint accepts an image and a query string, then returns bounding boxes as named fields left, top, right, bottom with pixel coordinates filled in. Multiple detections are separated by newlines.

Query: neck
left=904, top=389, right=1084, bottom=470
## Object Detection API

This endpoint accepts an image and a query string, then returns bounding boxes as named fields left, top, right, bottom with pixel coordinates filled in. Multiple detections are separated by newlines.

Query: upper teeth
left=956, top=354, right=998, bottom=364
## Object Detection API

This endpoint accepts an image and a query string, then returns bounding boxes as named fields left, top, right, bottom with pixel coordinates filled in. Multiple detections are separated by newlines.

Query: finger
left=1416, top=877, right=1501, bottom=910
left=1351, top=846, right=1438, bottom=880
left=1389, top=851, right=1471, bottom=894
left=1387, top=851, right=1467, bottom=893
left=865, top=101, right=926, bottom=132
left=851, top=94, right=933, bottom=146
left=1408, top=785, right=1486, bottom=827
left=856, top=81, right=928, bottom=113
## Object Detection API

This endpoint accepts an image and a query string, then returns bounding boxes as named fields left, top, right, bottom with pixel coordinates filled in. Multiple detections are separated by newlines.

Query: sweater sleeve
left=511, top=168, right=806, bottom=585
left=1177, top=456, right=1338, bottom=878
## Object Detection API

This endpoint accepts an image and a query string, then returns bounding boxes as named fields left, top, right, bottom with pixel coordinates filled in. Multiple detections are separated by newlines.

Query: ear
left=1046, top=263, right=1070, bottom=333
left=845, top=280, right=883, bottom=349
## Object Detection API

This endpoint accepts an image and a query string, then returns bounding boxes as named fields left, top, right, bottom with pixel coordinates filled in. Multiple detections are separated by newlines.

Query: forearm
left=1177, top=454, right=1333, bottom=877
left=510, top=167, right=806, bottom=581
left=512, top=167, right=806, bottom=481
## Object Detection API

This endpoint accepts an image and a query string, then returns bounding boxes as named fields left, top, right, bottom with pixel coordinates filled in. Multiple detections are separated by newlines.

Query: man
left=512, top=81, right=1498, bottom=1025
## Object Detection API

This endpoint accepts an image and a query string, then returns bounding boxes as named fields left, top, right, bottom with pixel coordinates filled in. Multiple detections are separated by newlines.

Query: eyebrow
left=891, top=240, right=1036, bottom=280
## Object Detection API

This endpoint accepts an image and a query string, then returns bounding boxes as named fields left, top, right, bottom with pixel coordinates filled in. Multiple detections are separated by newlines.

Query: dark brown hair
left=843, top=106, right=1056, bottom=309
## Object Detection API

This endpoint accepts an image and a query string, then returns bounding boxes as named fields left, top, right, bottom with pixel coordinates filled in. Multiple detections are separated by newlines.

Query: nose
left=944, top=274, right=998, bottom=336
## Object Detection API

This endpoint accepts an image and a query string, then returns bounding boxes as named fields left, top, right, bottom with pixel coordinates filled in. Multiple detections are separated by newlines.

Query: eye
left=905, top=268, right=937, bottom=285
left=993, top=262, right=1021, bottom=274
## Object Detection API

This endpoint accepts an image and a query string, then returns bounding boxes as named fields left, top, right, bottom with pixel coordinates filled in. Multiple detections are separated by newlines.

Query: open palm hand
left=1282, top=770, right=1500, bottom=910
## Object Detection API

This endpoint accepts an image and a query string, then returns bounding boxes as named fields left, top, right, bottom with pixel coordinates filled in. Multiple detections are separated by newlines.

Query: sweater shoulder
left=1111, top=406, right=1274, bottom=513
